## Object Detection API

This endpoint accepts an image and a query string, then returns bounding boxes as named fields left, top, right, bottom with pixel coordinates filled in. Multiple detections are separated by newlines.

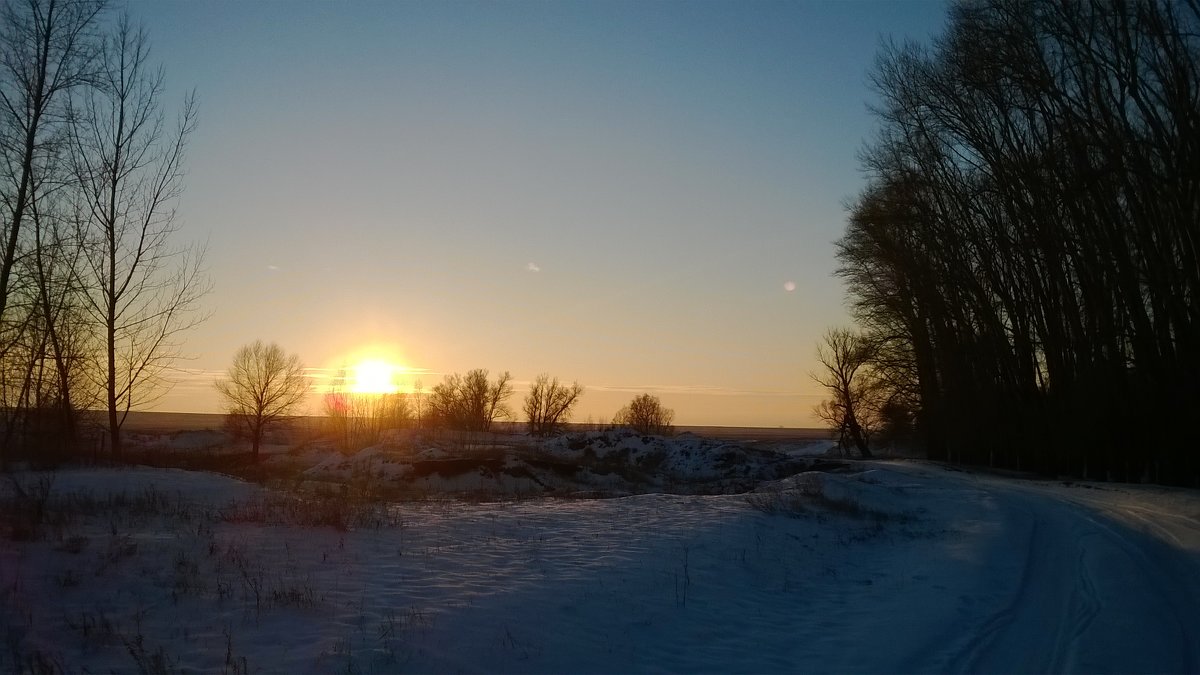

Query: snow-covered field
left=3, top=459, right=1199, bottom=673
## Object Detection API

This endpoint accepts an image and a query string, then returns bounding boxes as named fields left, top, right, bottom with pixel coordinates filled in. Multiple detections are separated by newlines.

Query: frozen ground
left=299, top=430, right=839, bottom=497
left=127, top=428, right=844, bottom=497
left=2, top=461, right=1199, bottom=673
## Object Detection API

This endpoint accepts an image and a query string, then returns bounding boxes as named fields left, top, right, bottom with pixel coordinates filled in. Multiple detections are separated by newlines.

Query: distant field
left=119, top=411, right=227, bottom=433
left=119, top=410, right=831, bottom=442
left=673, top=425, right=833, bottom=443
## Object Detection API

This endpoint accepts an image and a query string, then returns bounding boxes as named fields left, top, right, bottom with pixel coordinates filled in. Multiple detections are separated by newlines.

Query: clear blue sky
left=131, top=0, right=948, bottom=427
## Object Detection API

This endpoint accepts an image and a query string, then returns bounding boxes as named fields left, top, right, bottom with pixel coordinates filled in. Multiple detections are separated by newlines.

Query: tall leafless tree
left=0, top=0, right=104, bottom=465
left=71, top=13, right=207, bottom=459
left=215, top=341, right=309, bottom=461
left=0, top=0, right=101, bottom=332
left=26, top=185, right=100, bottom=454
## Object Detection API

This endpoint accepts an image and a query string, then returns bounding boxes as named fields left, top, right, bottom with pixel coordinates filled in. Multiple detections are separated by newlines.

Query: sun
left=348, top=359, right=403, bottom=395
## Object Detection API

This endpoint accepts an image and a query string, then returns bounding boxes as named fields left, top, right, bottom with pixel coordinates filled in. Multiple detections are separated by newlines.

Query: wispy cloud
left=158, top=367, right=225, bottom=392
left=304, top=366, right=435, bottom=377
left=526, top=262, right=541, bottom=273
left=587, top=383, right=820, bottom=399
left=165, top=366, right=442, bottom=394
left=304, top=365, right=436, bottom=391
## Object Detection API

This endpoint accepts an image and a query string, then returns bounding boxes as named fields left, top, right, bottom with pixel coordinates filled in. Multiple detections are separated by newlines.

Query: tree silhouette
left=0, top=0, right=104, bottom=465
left=215, top=341, right=309, bottom=460
left=524, top=374, right=583, bottom=436
left=72, top=14, right=207, bottom=459
left=613, top=393, right=674, bottom=436
left=811, top=328, right=881, bottom=458
left=428, top=369, right=513, bottom=432
left=840, top=0, right=1200, bottom=482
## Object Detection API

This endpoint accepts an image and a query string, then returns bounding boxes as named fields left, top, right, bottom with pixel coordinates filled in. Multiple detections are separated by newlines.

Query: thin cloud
left=587, top=383, right=819, bottom=398
left=527, top=262, right=541, bottom=273
left=159, top=368, right=225, bottom=392
left=304, top=366, right=435, bottom=376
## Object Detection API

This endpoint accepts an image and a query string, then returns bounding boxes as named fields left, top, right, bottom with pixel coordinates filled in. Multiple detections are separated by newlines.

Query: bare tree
left=23, top=193, right=99, bottom=456
left=0, top=0, right=104, bottom=466
left=428, top=369, right=513, bottom=432
left=811, top=328, right=879, bottom=458
left=842, top=0, right=1200, bottom=482
left=71, top=14, right=207, bottom=459
left=215, top=341, right=308, bottom=461
left=613, top=393, right=674, bottom=436
left=483, top=370, right=513, bottom=431
left=524, top=373, right=583, bottom=436
left=0, top=0, right=102, bottom=333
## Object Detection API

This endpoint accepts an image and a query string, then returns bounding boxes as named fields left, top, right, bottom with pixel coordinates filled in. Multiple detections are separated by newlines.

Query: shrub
left=612, top=393, right=674, bottom=436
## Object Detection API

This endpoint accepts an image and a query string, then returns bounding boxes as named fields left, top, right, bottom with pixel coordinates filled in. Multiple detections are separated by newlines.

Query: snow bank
left=296, top=429, right=823, bottom=497
left=750, top=468, right=921, bottom=522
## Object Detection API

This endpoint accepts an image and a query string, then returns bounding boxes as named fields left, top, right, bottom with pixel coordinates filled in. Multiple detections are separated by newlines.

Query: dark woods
left=842, top=0, right=1200, bottom=484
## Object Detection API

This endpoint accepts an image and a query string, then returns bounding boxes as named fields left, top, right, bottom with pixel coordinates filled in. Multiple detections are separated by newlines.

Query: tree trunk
left=107, top=403, right=121, bottom=461
left=848, top=417, right=872, bottom=459
left=107, top=309, right=120, bottom=461
left=252, top=420, right=262, bottom=462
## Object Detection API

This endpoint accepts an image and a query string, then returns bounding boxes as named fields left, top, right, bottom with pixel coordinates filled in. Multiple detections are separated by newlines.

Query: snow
left=296, top=429, right=832, bottom=497
left=3, top=461, right=1199, bottom=673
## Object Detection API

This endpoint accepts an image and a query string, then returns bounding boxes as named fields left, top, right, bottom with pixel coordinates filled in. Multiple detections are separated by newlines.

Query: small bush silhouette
left=613, top=394, right=674, bottom=436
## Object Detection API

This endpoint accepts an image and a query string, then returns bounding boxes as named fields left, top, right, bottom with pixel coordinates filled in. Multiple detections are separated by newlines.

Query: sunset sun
left=348, top=359, right=404, bottom=395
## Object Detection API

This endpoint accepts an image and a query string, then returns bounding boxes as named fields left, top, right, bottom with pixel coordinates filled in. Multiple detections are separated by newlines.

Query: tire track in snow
left=896, top=465, right=1200, bottom=674
left=1054, top=490, right=1200, bottom=551
left=944, top=495, right=1103, bottom=674
left=1007, top=477, right=1200, bottom=672
left=1068, top=510, right=1200, bottom=673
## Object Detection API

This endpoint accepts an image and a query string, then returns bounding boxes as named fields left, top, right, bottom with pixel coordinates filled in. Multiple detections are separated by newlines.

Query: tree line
left=824, top=0, right=1199, bottom=484
left=1, top=0, right=206, bottom=467
left=216, top=342, right=678, bottom=458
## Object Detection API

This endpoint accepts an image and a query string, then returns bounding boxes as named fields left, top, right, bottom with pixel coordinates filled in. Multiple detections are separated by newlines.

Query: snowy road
left=891, top=464, right=1200, bottom=674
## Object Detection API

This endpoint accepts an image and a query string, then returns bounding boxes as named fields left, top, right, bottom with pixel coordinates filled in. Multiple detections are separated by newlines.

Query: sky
left=129, top=0, right=949, bottom=428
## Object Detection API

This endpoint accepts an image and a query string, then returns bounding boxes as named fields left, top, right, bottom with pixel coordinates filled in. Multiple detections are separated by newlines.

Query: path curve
left=897, top=464, right=1200, bottom=674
